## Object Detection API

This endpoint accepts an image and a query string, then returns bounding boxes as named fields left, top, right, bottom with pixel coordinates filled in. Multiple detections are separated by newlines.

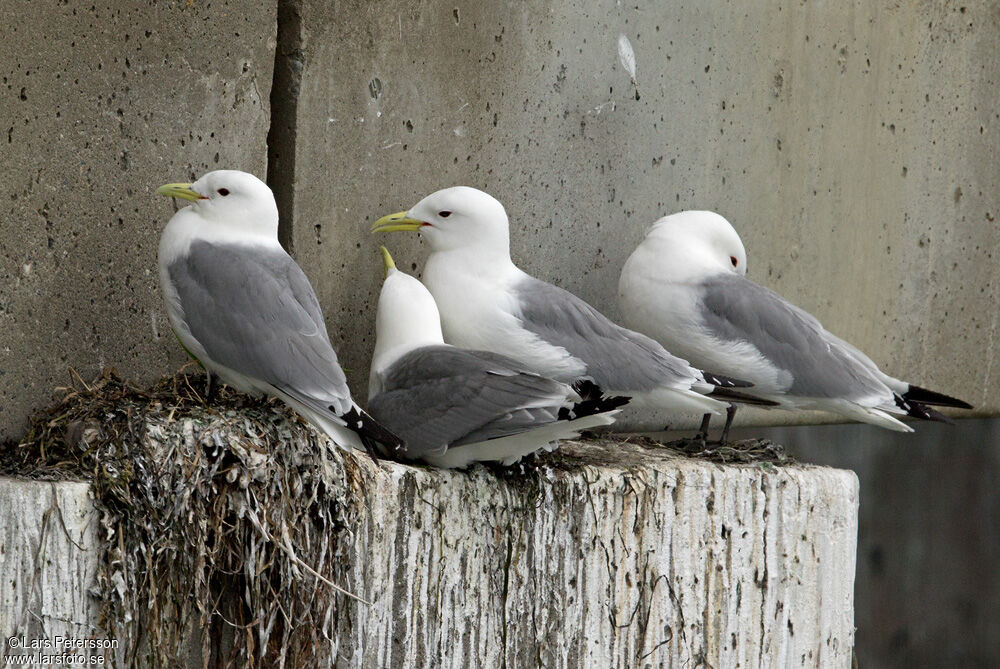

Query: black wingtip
left=902, top=385, right=973, bottom=410
left=560, top=380, right=631, bottom=420
left=707, top=387, right=780, bottom=407
left=894, top=394, right=957, bottom=424
left=338, top=406, right=407, bottom=458
left=701, top=371, right=754, bottom=389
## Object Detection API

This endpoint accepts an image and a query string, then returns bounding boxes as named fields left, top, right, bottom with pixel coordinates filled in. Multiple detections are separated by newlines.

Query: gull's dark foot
left=363, top=439, right=384, bottom=464
left=710, top=404, right=738, bottom=445
left=204, top=372, right=217, bottom=405
left=693, top=412, right=712, bottom=443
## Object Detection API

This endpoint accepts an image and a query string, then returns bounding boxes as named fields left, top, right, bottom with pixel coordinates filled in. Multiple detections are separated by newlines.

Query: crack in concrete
left=266, top=0, right=305, bottom=255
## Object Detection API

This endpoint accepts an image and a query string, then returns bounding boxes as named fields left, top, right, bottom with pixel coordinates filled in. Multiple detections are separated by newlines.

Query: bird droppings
left=0, top=369, right=830, bottom=667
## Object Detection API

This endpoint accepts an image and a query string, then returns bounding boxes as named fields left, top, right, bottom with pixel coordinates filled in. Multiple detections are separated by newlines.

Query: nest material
left=2, top=368, right=366, bottom=667
left=0, top=368, right=790, bottom=667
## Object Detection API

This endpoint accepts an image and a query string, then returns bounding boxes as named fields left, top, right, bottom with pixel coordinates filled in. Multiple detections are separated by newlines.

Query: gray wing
left=515, top=276, right=697, bottom=391
left=698, top=273, right=889, bottom=400
left=367, top=346, right=569, bottom=458
left=168, top=240, right=352, bottom=413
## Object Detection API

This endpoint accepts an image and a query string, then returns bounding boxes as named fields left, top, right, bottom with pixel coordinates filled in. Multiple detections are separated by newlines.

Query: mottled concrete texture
left=0, top=479, right=102, bottom=661
left=0, top=1, right=277, bottom=440
left=341, top=441, right=858, bottom=668
left=736, top=418, right=1000, bottom=669
left=282, top=1, right=997, bottom=429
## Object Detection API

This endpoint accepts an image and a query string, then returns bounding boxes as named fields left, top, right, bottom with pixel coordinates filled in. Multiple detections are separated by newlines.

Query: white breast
left=619, top=253, right=789, bottom=394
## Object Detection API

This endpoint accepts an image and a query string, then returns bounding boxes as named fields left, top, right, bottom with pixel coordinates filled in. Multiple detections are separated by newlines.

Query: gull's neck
left=370, top=270, right=446, bottom=398
left=159, top=206, right=282, bottom=267
left=424, top=244, right=520, bottom=285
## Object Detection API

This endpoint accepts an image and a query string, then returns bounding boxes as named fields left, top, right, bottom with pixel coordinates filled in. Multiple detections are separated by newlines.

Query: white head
left=370, top=247, right=445, bottom=397
left=156, top=170, right=279, bottom=239
left=642, top=211, right=748, bottom=280
left=371, top=186, right=511, bottom=258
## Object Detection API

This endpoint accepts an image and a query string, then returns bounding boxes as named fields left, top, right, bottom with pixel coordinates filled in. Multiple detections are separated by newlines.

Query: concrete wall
left=282, top=0, right=998, bottom=428
left=0, top=0, right=276, bottom=441
left=1, top=1, right=995, bottom=438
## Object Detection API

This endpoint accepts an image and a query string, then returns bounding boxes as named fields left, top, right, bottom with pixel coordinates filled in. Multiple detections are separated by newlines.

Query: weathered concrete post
left=0, top=415, right=858, bottom=668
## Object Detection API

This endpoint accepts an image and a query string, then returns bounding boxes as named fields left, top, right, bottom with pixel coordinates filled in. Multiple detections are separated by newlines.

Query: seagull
left=618, top=210, right=973, bottom=434
left=371, top=187, right=772, bottom=424
left=368, top=246, right=628, bottom=468
left=156, top=169, right=402, bottom=453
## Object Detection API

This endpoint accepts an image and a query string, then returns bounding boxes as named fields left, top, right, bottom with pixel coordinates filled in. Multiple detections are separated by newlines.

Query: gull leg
left=718, top=404, right=738, bottom=444
left=695, top=413, right=712, bottom=441
left=204, top=371, right=216, bottom=404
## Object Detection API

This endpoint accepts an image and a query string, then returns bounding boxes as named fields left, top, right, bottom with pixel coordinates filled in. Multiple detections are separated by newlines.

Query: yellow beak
left=371, top=210, right=424, bottom=233
left=155, top=183, right=206, bottom=202
left=380, top=246, right=397, bottom=277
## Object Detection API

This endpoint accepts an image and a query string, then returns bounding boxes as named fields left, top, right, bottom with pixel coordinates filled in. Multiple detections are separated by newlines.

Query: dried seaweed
left=1, top=367, right=366, bottom=667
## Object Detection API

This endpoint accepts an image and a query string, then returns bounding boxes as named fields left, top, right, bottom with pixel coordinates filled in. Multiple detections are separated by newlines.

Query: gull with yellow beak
left=372, top=187, right=773, bottom=424
left=368, top=246, right=628, bottom=468
left=156, top=169, right=402, bottom=454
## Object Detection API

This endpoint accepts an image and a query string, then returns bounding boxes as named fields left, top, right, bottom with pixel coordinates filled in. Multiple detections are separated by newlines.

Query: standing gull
left=156, top=169, right=402, bottom=453
left=368, top=247, right=628, bottom=468
left=618, top=210, right=972, bottom=434
left=371, top=187, right=772, bottom=420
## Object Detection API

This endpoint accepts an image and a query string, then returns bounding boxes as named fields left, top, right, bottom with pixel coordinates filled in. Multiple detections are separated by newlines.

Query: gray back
left=368, top=345, right=567, bottom=457
left=699, top=273, right=888, bottom=400
left=168, top=240, right=351, bottom=411
left=515, top=276, right=696, bottom=391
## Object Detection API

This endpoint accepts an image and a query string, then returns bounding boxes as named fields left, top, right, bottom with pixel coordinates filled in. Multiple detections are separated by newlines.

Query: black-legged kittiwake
left=368, top=246, right=628, bottom=468
left=618, top=210, right=972, bottom=434
left=156, top=169, right=403, bottom=454
left=371, top=187, right=773, bottom=421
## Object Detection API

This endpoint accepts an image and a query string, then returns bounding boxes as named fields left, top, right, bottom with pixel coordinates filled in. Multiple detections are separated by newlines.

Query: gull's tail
left=424, top=409, right=625, bottom=469
left=697, top=370, right=779, bottom=407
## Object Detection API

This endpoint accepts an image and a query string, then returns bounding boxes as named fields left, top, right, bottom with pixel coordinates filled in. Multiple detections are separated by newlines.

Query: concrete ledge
left=0, top=432, right=858, bottom=667
left=0, top=479, right=101, bottom=658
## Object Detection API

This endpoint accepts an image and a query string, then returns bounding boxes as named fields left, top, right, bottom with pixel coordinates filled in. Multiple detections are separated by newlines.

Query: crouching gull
left=618, top=210, right=973, bottom=435
left=371, top=187, right=773, bottom=422
left=156, top=170, right=403, bottom=454
left=368, top=246, right=629, bottom=468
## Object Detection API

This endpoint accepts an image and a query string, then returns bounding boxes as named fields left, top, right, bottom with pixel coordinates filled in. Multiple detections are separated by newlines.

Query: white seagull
left=156, top=170, right=402, bottom=453
left=371, top=187, right=772, bottom=422
left=368, top=247, right=628, bottom=468
left=618, top=210, right=972, bottom=434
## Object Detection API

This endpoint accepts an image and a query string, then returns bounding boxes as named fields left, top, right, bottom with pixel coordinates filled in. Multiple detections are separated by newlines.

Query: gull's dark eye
left=730, top=256, right=738, bottom=267
left=438, top=210, right=452, bottom=218
left=217, top=188, right=230, bottom=197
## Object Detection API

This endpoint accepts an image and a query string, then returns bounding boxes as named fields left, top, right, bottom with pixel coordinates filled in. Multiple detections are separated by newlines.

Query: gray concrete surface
left=0, top=0, right=277, bottom=440
left=281, top=0, right=997, bottom=429
left=726, top=418, right=1000, bottom=669
left=0, top=479, right=103, bottom=663
left=0, top=437, right=860, bottom=668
